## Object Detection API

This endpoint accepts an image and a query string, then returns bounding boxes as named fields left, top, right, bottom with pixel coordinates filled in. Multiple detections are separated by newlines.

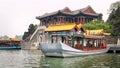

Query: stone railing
left=106, top=36, right=120, bottom=44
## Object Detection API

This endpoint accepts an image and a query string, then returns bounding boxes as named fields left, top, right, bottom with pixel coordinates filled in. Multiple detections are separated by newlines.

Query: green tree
left=84, top=20, right=112, bottom=33
left=107, top=1, right=120, bottom=36
left=22, top=24, right=37, bottom=40
left=109, top=1, right=120, bottom=13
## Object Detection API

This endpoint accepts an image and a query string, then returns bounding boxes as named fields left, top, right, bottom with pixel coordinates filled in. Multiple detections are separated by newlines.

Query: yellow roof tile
left=103, top=32, right=111, bottom=35
left=77, top=24, right=86, bottom=32
left=45, top=23, right=76, bottom=32
left=0, top=38, right=9, bottom=42
left=86, top=29, right=104, bottom=35
left=9, top=38, right=20, bottom=41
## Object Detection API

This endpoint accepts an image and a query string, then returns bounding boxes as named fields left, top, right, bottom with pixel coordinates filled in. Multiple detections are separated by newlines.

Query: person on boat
left=86, top=40, right=92, bottom=48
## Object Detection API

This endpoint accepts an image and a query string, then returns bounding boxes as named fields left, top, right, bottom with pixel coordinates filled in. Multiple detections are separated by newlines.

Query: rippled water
left=0, top=50, right=120, bottom=68
left=0, top=50, right=42, bottom=68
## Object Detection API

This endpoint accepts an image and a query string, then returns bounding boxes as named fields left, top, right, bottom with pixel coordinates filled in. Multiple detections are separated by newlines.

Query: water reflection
left=40, top=54, right=120, bottom=68
left=40, top=55, right=100, bottom=68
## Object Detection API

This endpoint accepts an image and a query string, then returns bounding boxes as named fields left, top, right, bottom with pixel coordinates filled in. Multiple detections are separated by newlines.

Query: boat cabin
left=0, top=38, right=21, bottom=47
left=45, top=23, right=107, bottom=51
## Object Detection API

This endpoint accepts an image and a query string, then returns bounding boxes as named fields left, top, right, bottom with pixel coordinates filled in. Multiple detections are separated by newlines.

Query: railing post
left=72, top=35, right=74, bottom=48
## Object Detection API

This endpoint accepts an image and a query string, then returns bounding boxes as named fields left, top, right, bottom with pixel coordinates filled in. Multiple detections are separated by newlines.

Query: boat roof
left=45, top=23, right=86, bottom=32
left=45, top=23, right=110, bottom=36
left=0, top=38, right=9, bottom=42
left=45, top=23, right=77, bottom=32
left=0, top=38, right=20, bottom=42
left=77, top=24, right=86, bottom=32
left=9, top=38, right=20, bottom=42
left=86, top=29, right=104, bottom=35
left=86, top=29, right=111, bottom=35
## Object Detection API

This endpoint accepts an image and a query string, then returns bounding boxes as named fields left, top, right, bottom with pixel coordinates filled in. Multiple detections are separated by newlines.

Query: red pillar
left=80, top=17, right=82, bottom=23
left=60, top=17, right=62, bottom=24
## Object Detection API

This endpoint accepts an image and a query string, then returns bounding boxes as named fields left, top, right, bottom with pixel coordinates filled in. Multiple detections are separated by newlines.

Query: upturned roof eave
left=37, top=12, right=99, bottom=19
left=37, top=6, right=100, bottom=19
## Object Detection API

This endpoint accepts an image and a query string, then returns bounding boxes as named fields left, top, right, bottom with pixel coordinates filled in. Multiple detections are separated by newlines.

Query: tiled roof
left=86, top=29, right=111, bottom=35
left=0, top=38, right=9, bottom=42
left=45, top=23, right=76, bottom=32
left=9, top=38, right=20, bottom=41
left=77, top=24, right=86, bottom=32
left=36, top=5, right=99, bottom=19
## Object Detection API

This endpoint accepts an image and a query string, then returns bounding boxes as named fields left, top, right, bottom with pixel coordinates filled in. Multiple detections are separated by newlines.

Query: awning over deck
left=45, top=23, right=86, bottom=32
left=45, top=23, right=77, bottom=32
left=86, top=29, right=111, bottom=35
left=45, top=23, right=111, bottom=35
left=9, top=38, right=20, bottom=41
left=86, top=29, right=104, bottom=35
left=0, top=38, right=9, bottom=42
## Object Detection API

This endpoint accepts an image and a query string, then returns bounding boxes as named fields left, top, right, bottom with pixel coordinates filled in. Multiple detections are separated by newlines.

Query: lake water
left=0, top=50, right=120, bottom=68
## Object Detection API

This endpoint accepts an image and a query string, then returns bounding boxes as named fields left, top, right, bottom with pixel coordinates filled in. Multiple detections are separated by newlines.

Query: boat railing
left=74, top=43, right=107, bottom=51
left=75, top=44, right=82, bottom=49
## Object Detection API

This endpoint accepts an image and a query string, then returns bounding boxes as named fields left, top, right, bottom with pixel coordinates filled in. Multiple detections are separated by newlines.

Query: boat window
left=51, top=36, right=57, bottom=43
left=57, top=36, right=62, bottom=42
left=86, top=39, right=94, bottom=47
left=68, top=40, right=72, bottom=46
left=61, top=36, right=67, bottom=43
left=76, top=37, right=82, bottom=44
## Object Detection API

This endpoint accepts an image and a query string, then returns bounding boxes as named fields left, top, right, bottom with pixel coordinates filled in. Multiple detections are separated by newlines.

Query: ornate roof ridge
left=36, top=5, right=99, bottom=19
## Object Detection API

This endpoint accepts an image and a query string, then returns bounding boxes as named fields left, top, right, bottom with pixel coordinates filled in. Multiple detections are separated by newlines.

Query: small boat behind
left=39, top=23, right=109, bottom=57
left=0, top=38, right=21, bottom=50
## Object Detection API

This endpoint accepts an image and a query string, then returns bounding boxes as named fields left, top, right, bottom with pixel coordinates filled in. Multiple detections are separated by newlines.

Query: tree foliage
left=84, top=20, right=112, bottom=33
left=107, top=1, right=120, bottom=36
left=22, top=24, right=37, bottom=40
left=109, top=1, right=120, bottom=13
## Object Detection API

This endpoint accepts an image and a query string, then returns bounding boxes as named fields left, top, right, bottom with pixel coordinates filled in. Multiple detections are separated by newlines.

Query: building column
left=61, top=17, right=64, bottom=23
left=88, top=18, right=90, bottom=22
left=60, top=17, right=62, bottom=23
left=79, top=17, right=80, bottom=23
left=86, top=18, right=88, bottom=23
left=83, top=17, right=85, bottom=23
left=56, top=17, right=59, bottom=24
left=78, top=17, right=79, bottom=24
left=64, top=17, right=66, bottom=23
left=80, top=17, right=83, bottom=23
left=69, top=18, right=71, bottom=23
left=68, top=17, right=70, bottom=23
left=73, top=18, right=75, bottom=23
left=40, top=20, right=43, bottom=26
left=58, top=17, right=61, bottom=24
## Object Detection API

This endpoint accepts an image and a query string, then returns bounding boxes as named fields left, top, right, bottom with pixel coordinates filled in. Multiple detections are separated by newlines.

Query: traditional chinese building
left=36, top=5, right=102, bottom=27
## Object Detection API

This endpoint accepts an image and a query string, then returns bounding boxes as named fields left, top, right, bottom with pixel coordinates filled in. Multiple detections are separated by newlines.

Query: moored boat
left=0, top=38, right=21, bottom=50
left=40, top=23, right=109, bottom=57
left=40, top=42, right=109, bottom=57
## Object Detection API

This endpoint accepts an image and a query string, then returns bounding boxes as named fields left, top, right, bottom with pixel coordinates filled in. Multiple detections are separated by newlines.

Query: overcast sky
left=0, top=0, right=118, bottom=37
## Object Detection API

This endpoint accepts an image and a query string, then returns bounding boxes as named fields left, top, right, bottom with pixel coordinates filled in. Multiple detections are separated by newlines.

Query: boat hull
left=0, top=46, right=21, bottom=50
left=40, top=42, right=109, bottom=57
